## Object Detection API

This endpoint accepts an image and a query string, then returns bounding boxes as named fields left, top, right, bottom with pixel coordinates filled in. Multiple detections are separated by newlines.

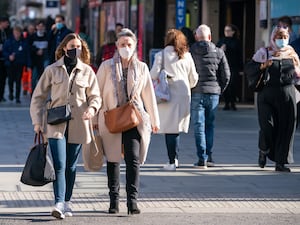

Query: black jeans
left=0, top=60, right=7, bottom=100
left=123, top=127, right=141, bottom=204
left=107, top=127, right=141, bottom=205
left=223, top=68, right=238, bottom=106
left=165, top=133, right=179, bottom=164
left=7, top=65, right=23, bottom=101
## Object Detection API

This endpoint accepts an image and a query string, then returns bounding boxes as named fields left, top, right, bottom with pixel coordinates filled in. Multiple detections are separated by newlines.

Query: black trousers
left=165, top=133, right=179, bottom=164
left=0, top=60, right=7, bottom=100
left=257, top=85, right=296, bottom=164
left=223, top=68, right=238, bottom=106
left=107, top=127, right=141, bottom=205
left=7, top=65, right=23, bottom=101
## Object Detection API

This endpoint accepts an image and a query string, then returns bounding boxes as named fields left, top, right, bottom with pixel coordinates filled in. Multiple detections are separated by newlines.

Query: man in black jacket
left=29, top=20, right=49, bottom=92
left=48, top=14, right=72, bottom=64
left=190, top=24, right=230, bottom=168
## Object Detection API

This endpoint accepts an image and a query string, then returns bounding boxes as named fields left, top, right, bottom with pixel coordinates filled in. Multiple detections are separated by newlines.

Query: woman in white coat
left=150, top=29, right=198, bottom=171
left=96, top=28, right=160, bottom=214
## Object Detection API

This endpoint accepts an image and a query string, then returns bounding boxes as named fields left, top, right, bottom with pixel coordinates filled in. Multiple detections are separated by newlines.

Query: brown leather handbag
left=104, top=100, right=141, bottom=133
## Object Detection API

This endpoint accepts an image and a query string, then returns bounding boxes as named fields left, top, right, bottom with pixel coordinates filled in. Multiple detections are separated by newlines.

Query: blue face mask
left=275, top=39, right=289, bottom=48
left=56, top=22, right=64, bottom=30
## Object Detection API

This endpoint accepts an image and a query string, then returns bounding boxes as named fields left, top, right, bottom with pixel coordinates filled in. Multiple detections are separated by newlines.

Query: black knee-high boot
left=126, top=161, right=140, bottom=215
left=107, top=161, right=120, bottom=214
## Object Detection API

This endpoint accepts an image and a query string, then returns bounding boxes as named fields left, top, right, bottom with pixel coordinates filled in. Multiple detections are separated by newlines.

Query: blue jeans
left=191, top=93, right=219, bottom=162
left=49, top=136, right=81, bottom=204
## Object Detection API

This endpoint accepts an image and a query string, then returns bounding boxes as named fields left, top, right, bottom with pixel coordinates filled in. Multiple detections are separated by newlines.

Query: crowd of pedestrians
left=0, top=15, right=72, bottom=103
left=0, top=12, right=298, bottom=220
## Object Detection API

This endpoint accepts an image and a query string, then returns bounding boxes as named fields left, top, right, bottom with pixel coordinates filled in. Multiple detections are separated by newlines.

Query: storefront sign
left=176, top=0, right=186, bottom=29
left=46, top=0, right=59, bottom=8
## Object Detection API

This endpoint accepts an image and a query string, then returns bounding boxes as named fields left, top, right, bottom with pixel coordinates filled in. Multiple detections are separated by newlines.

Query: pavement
left=0, top=92, right=300, bottom=224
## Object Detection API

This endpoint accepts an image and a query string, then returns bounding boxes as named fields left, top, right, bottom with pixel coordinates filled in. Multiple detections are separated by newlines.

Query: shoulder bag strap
left=69, top=69, right=79, bottom=93
left=161, top=49, right=164, bottom=70
left=263, top=48, right=270, bottom=84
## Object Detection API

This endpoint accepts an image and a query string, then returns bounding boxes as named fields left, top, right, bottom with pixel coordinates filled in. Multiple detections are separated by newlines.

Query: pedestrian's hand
left=152, top=126, right=159, bottom=133
left=82, top=107, right=95, bottom=120
left=51, top=24, right=56, bottom=31
left=221, top=44, right=226, bottom=51
left=37, top=49, right=43, bottom=55
left=34, top=124, right=41, bottom=134
left=9, top=53, right=15, bottom=61
left=260, top=60, right=272, bottom=70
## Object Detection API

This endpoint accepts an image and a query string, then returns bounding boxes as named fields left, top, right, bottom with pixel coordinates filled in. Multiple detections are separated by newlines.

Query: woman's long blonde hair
left=55, top=33, right=91, bottom=64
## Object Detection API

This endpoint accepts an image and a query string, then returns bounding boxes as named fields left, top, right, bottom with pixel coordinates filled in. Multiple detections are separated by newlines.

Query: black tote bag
left=245, top=48, right=270, bottom=92
left=20, top=132, right=56, bottom=186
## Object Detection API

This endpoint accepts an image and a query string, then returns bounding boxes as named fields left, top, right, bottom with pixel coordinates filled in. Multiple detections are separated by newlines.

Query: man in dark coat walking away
left=190, top=24, right=230, bottom=169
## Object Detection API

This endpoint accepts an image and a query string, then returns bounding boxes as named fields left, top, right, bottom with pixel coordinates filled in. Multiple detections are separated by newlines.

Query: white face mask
left=118, top=47, right=134, bottom=59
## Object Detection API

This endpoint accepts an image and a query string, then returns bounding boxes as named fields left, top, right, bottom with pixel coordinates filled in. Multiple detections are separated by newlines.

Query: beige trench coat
left=30, top=57, right=101, bottom=144
left=96, top=55, right=160, bottom=164
left=150, top=46, right=198, bottom=133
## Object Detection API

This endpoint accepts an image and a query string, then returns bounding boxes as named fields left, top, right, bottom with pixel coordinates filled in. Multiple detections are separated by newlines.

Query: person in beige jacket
left=96, top=28, right=160, bottom=215
left=150, top=29, right=199, bottom=171
left=30, top=33, right=101, bottom=219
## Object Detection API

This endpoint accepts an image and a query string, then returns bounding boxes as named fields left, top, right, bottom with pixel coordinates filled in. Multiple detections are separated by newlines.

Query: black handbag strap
left=69, top=69, right=79, bottom=93
left=48, top=69, right=79, bottom=104
left=263, top=48, right=270, bottom=83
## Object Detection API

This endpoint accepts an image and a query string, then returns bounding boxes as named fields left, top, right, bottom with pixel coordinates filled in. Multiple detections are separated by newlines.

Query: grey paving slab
left=0, top=97, right=300, bottom=216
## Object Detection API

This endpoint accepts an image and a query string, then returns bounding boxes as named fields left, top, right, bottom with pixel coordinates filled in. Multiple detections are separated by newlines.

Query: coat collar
left=53, top=56, right=85, bottom=72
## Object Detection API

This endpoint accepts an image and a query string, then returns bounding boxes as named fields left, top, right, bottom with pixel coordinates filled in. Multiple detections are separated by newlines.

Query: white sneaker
left=175, top=159, right=179, bottom=168
left=51, top=202, right=65, bottom=219
left=64, top=201, right=73, bottom=217
left=162, top=163, right=176, bottom=171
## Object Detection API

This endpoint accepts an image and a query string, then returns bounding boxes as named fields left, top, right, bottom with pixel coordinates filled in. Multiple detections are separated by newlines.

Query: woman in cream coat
left=150, top=29, right=198, bottom=171
left=96, top=28, right=159, bottom=215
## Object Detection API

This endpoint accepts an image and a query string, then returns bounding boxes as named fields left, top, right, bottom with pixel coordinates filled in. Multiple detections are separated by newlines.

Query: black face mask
left=66, top=48, right=81, bottom=59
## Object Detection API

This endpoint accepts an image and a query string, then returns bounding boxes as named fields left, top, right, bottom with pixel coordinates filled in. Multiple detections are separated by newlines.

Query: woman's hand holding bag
left=20, top=132, right=56, bottom=186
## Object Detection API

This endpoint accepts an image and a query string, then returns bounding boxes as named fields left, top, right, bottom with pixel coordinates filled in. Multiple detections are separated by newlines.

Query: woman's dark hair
left=278, top=16, right=292, bottom=27
left=226, top=24, right=240, bottom=39
left=180, top=27, right=195, bottom=47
